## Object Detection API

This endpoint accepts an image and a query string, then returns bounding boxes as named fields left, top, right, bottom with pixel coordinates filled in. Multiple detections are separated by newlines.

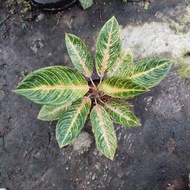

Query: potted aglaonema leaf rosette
left=13, top=17, right=173, bottom=160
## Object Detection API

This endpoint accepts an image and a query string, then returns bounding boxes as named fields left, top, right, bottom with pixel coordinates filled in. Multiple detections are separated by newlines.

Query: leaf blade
left=95, top=17, right=121, bottom=77
left=56, top=97, right=91, bottom=147
left=14, top=66, right=89, bottom=105
left=99, top=76, right=148, bottom=98
left=123, top=58, right=173, bottom=88
left=79, top=0, right=93, bottom=10
left=90, top=105, right=117, bottom=160
left=65, top=33, right=93, bottom=78
left=38, top=103, right=71, bottom=121
left=107, top=49, right=133, bottom=77
left=105, top=100, right=141, bottom=126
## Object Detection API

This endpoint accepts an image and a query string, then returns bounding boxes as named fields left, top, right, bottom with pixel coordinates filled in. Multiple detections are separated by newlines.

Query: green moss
left=5, top=0, right=31, bottom=28
left=169, top=6, right=190, bottom=34
left=178, top=6, right=190, bottom=25
left=176, top=54, right=190, bottom=78
left=177, top=65, right=190, bottom=78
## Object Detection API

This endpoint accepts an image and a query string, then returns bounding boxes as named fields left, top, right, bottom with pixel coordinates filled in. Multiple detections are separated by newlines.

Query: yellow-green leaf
left=13, top=66, right=89, bottom=105
left=99, top=76, right=148, bottom=98
left=56, top=97, right=91, bottom=148
left=95, top=16, right=121, bottom=77
left=105, top=100, right=141, bottom=126
left=65, top=33, right=93, bottom=78
left=38, top=103, right=71, bottom=121
left=123, top=58, right=173, bottom=88
left=107, top=49, right=133, bottom=77
left=90, top=104, right=117, bottom=160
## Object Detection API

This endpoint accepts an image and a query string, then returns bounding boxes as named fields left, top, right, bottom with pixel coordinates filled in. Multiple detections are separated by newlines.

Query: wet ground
left=1, top=0, right=190, bottom=189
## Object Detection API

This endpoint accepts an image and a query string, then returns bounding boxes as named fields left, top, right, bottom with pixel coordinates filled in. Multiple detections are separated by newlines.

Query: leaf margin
left=65, top=33, right=93, bottom=78
left=56, top=96, right=91, bottom=148
left=90, top=104, right=117, bottom=160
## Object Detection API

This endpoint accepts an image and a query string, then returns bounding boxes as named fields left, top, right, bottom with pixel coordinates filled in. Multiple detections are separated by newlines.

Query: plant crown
left=14, top=17, right=173, bottom=160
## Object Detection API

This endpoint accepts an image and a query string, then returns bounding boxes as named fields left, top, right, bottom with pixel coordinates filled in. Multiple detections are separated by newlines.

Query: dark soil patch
left=0, top=0, right=190, bottom=189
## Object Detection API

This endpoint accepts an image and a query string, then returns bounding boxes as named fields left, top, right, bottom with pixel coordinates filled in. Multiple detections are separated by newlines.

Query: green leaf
left=38, top=103, right=71, bottom=121
left=90, top=104, right=117, bottom=160
left=79, top=0, right=93, bottom=10
left=99, top=76, right=148, bottom=98
left=95, top=16, right=121, bottom=77
left=65, top=33, right=93, bottom=78
left=105, top=100, right=141, bottom=126
left=123, top=58, right=173, bottom=88
left=56, top=97, right=91, bottom=148
left=13, top=66, right=89, bottom=105
left=107, top=49, right=133, bottom=77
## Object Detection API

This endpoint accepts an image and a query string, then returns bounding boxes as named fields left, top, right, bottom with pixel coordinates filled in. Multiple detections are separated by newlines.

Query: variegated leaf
left=90, top=104, right=117, bottom=160
left=56, top=97, right=91, bottom=148
left=13, top=66, right=89, bottom=105
left=95, top=17, right=121, bottom=77
left=105, top=100, right=141, bottom=126
left=123, top=58, right=173, bottom=88
left=107, top=49, right=133, bottom=77
left=99, top=76, right=148, bottom=98
left=79, top=0, right=93, bottom=10
left=65, top=33, right=93, bottom=78
left=38, top=102, right=71, bottom=121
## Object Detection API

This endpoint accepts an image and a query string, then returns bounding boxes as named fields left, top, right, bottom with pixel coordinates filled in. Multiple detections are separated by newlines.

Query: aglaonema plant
left=13, top=17, right=173, bottom=160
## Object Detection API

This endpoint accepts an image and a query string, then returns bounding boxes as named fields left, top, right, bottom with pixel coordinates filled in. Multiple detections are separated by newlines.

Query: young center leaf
left=99, top=76, right=148, bottom=98
left=56, top=97, right=91, bottom=148
left=90, top=104, right=117, bottom=160
left=13, top=66, right=89, bottom=105
left=38, top=103, right=72, bottom=121
left=95, top=16, right=121, bottom=78
left=123, top=58, right=173, bottom=88
left=107, top=49, right=133, bottom=77
left=65, top=33, right=93, bottom=78
left=105, top=100, right=141, bottom=127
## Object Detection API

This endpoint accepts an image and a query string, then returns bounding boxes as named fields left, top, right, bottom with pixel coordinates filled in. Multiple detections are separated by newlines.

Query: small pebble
left=36, top=13, right=45, bottom=22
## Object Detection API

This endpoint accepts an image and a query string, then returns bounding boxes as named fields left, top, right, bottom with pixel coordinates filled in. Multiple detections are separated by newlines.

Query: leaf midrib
left=102, top=85, right=145, bottom=93
left=42, top=103, right=71, bottom=117
left=127, top=61, right=171, bottom=79
left=95, top=105, right=111, bottom=152
left=110, top=51, right=127, bottom=76
left=100, top=20, right=114, bottom=77
left=61, top=97, right=89, bottom=146
left=105, top=103, right=130, bottom=120
left=67, top=35, right=92, bottom=77
left=16, top=85, right=89, bottom=91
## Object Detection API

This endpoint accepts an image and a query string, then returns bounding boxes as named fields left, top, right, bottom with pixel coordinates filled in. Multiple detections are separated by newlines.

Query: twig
left=89, top=77, right=97, bottom=89
left=0, top=15, right=10, bottom=26
left=51, top=13, right=63, bottom=32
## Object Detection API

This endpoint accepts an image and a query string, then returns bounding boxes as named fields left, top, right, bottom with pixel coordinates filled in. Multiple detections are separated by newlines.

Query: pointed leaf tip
left=79, top=0, right=93, bottom=10
left=95, top=16, right=121, bottom=77
left=14, top=66, right=88, bottom=105
left=99, top=76, right=148, bottom=99
left=37, top=102, right=71, bottom=121
left=123, top=58, right=173, bottom=88
left=90, top=104, right=117, bottom=160
left=66, top=33, right=93, bottom=78
left=105, top=99, right=141, bottom=127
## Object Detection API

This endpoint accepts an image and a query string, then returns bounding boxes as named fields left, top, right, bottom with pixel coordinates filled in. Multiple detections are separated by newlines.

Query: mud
left=0, top=0, right=190, bottom=189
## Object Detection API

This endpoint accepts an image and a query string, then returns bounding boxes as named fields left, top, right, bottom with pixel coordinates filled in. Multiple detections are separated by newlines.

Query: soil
left=1, top=0, right=190, bottom=190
